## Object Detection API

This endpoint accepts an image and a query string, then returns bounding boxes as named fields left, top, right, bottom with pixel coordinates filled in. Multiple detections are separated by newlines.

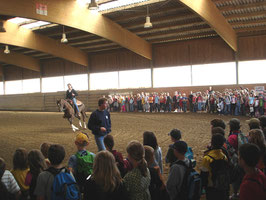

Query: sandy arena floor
left=0, top=111, right=250, bottom=178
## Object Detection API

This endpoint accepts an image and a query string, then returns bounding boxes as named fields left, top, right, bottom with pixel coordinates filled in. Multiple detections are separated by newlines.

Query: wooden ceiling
left=0, top=0, right=266, bottom=64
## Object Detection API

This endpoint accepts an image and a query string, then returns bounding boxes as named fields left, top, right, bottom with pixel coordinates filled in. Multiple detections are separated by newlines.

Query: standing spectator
left=259, top=115, right=266, bottom=139
left=84, top=151, right=129, bottom=200
left=143, top=131, right=163, bottom=174
left=124, top=141, right=151, bottom=200
left=88, top=98, right=111, bottom=151
left=165, top=129, right=182, bottom=165
left=246, top=118, right=260, bottom=130
left=188, top=91, right=193, bottom=112
left=239, top=144, right=266, bottom=200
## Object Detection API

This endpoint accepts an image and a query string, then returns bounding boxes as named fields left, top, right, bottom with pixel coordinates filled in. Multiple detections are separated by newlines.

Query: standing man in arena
left=88, top=98, right=111, bottom=151
left=66, top=83, right=80, bottom=116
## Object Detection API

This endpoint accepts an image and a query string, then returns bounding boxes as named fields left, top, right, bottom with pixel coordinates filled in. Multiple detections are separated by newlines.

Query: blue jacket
left=88, top=109, right=111, bottom=136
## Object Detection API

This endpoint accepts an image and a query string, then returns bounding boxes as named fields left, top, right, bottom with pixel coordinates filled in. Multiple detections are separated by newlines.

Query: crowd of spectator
left=105, top=87, right=266, bottom=117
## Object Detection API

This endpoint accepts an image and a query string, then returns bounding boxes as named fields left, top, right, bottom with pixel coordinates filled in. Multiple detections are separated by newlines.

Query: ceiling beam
left=0, top=21, right=88, bottom=66
left=0, top=50, right=40, bottom=72
left=218, top=2, right=266, bottom=12
left=180, top=0, right=237, bottom=51
left=0, top=0, right=152, bottom=60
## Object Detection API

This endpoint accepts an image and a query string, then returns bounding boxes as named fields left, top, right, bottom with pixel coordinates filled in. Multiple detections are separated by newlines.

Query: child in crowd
left=0, top=157, right=21, bottom=200
left=201, top=134, right=230, bottom=200
left=68, top=132, right=95, bottom=192
left=40, top=142, right=51, bottom=166
left=34, top=144, right=74, bottom=199
left=104, top=135, right=129, bottom=177
left=123, top=140, right=151, bottom=200
left=166, top=141, right=191, bottom=200
left=11, top=148, right=29, bottom=199
left=84, top=151, right=129, bottom=200
left=246, top=118, right=260, bottom=130
left=144, top=146, right=168, bottom=200
left=143, top=131, right=163, bottom=174
left=239, top=143, right=266, bottom=200
left=165, top=129, right=182, bottom=165
left=25, top=149, right=47, bottom=200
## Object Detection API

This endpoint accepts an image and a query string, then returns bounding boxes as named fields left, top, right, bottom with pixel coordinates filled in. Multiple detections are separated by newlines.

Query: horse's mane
left=61, top=99, right=73, bottom=110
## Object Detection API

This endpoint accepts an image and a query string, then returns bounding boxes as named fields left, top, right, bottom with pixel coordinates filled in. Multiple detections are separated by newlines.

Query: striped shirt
left=1, top=170, right=20, bottom=194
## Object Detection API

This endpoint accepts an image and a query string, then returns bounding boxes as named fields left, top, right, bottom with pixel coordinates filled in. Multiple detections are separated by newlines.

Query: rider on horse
left=66, top=83, right=81, bottom=117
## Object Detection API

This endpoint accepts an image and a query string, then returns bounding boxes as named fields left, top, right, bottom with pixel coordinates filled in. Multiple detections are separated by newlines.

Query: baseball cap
left=75, top=132, right=89, bottom=145
left=168, top=129, right=181, bottom=140
left=173, top=141, right=187, bottom=154
left=228, top=118, right=240, bottom=126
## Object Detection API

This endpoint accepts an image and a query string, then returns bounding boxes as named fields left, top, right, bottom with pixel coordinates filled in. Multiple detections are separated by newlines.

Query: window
left=0, top=82, right=3, bottom=95
left=22, top=78, right=40, bottom=93
left=192, top=62, right=236, bottom=86
left=42, top=76, right=64, bottom=93
left=5, top=80, right=23, bottom=94
left=239, top=60, right=266, bottom=84
left=64, top=74, right=88, bottom=91
left=119, top=69, right=151, bottom=89
left=90, top=72, right=118, bottom=90
left=153, top=66, right=191, bottom=87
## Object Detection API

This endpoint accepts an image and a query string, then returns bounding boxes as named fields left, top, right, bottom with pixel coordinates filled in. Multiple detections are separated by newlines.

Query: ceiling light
left=0, top=21, right=6, bottom=32
left=4, top=45, right=10, bottom=54
left=144, top=6, right=152, bottom=29
left=61, top=26, right=68, bottom=43
left=88, top=0, right=98, bottom=10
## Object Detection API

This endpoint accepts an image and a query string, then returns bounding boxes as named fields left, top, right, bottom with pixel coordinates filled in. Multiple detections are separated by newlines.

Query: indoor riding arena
left=0, top=0, right=266, bottom=200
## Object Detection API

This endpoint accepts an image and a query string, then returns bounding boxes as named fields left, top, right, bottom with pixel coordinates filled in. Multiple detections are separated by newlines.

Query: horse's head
left=56, top=99, right=65, bottom=112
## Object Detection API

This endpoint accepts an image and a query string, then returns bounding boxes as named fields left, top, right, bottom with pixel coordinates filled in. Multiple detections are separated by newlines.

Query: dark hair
left=0, top=158, right=6, bottom=179
left=173, top=141, right=188, bottom=155
left=143, top=131, right=158, bottom=150
left=211, top=134, right=225, bottom=149
left=40, top=142, right=51, bottom=159
left=239, top=143, right=260, bottom=167
left=104, top=135, right=114, bottom=150
left=13, top=148, right=28, bottom=170
left=127, top=141, right=148, bottom=177
left=48, top=144, right=65, bottom=166
left=0, top=158, right=9, bottom=199
left=211, top=127, right=225, bottom=136
left=98, top=98, right=107, bottom=106
left=28, top=149, right=47, bottom=175
left=211, top=119, right=226, bottom=130
left=229, top=118, right=241, bottom=131
left=249, top=123, right=260, bottom=130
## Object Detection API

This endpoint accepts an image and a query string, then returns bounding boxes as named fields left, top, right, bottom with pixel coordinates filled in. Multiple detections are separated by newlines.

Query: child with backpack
left=239, top=143, right=266, bottom=200
left=25, top=149, right=47, bottom=200
left=201, top=134, right=230, bottom=200
left=11, top=148, right=29, bottom=200
left=167, top=141, right=201, bottom=200
left=104, top=135, right=128, bottom=177
left=0, top=157, right=21, bottom=200
left=68, top=132, right=95, bottom=192
left=34, top=144, right=80, bottom=200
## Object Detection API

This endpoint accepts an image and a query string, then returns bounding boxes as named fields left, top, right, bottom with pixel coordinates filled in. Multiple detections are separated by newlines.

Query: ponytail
left=138, top=158, right=148, bottom=177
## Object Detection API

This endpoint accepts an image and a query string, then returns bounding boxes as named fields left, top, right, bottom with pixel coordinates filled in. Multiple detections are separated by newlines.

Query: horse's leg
left=69, top=117, right=79, bottom=132
left=81, top=110, right=87, bottom=129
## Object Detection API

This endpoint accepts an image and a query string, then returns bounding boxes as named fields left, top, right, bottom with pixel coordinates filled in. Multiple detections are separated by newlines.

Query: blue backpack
left=185, top=147, right=194, bottom=160
left=47, top=167, right=80, bottom=200
left=174, top=160, right=201, bottom=200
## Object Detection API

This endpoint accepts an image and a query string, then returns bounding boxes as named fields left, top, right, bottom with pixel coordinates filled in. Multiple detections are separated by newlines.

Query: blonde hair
left=144, top=145, right=154, bottom=165
left=92, top=151, right=122, bottom=192
left=249, top=129, right=266, bottom=155
left=127, top=140, right=148, bottom=177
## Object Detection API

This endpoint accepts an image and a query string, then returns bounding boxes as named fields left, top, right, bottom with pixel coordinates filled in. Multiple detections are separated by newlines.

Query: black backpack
left=207, top=155, right=230, bottom=191
left=174, top=160, right=201, bottom=200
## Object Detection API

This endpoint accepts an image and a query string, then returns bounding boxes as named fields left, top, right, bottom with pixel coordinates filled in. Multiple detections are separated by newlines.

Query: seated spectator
left=68, top=132, right=95, bottom=192
left=11, top=148, right=29, bottom=199
left=246, top=118, right=260, bottom=130
left=25, top=149, right=47, bottom=200
left=84, top=150, right=129, bottom=200
left=123, top=140, right=151, bottom=200
left=143, top=131, right=163, bottom=174
left=239, top=143, right=266, bottom=200
left=40, top=142, right=51, bottom=167
left=0, top=157, right=21, bottom=200
left=34, top=144, right=75, bottom=199
left=166, top=141, right=190, bottom=200
left=104, top=135, right=128, bottom=177
left=201, top=134, right=230, bottom=200
left=144, top=146, right=168, bottom=200
left=248, top=129, right=266, bottom=172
